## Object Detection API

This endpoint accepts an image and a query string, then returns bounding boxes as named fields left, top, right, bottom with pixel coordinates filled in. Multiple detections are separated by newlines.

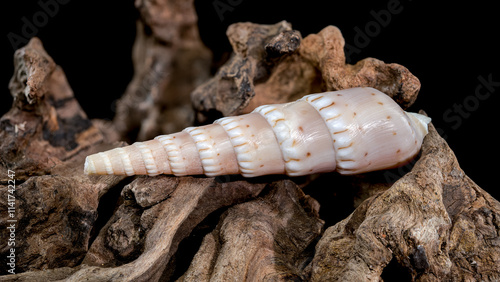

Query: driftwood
left=1, top=1, right=499, bottom=281
left=0, top=37, right=126, bottom=273
left=191, top=21, right=420, bottom=124
left=113, top=0, right=211, bottom=142
left=307, top=121, right=500, bottom=281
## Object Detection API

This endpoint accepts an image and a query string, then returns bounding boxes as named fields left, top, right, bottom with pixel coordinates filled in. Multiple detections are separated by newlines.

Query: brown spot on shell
left=273, top=118, right=285, bottom=127
left=333, top=129, right=348, bottom=135
left=306, top=152, right=311, bottom=157
left=298, top=126, right=304, bottom=132
left=396, top=149, right=401, bottom=153
left=310, top=96, right=324, bottom=102
left=387, top=115, right=391, bottom=120
left=338, top=142, right=353, bottom=150
left=326, top=114, right=341, bottom=121
left=264, top=108, right=277, bottom=115
left=319, top=101, right=336, bottom=111
left=233, top=142, right=248, bottom=147
left=378, top=102, right=384, bottom=105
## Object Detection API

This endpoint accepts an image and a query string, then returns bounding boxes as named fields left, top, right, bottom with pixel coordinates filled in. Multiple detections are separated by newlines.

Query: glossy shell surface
left=84, top=87, right=430, bottom=177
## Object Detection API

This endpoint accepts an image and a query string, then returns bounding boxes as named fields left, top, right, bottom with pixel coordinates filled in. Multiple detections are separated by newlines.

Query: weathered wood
left=178, top=180, right=323, bottom=281
left=0, top=38, right=104, bottom=182
left=307, top=122, right=500, bottom=281
left=113, top=0, right=212, bottom=142
left=0, top=38, right=126, bottom=274
left=1, top=6, right=499, bottom=282
left=191, top=22, right=421, bottom=125
left=61, top=177, right=267, bottom=281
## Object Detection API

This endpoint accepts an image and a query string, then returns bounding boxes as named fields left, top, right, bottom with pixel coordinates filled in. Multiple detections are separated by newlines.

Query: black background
left=1, top=0, right=498, bottom=199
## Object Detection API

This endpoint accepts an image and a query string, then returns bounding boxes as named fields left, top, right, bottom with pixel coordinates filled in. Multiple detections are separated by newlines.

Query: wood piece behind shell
left=84, top=87, right=430, bottom=177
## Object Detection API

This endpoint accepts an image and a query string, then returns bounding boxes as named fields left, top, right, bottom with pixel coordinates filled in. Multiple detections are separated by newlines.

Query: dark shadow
left=381, top=256, right=412, bottom=282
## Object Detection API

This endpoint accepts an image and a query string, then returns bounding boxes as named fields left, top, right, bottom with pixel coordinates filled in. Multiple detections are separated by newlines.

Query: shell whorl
left=84, top=87, right=430, bottom=177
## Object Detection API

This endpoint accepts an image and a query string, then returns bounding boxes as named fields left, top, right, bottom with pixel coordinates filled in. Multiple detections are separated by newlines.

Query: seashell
left=84, top=87, right=431, bottom=177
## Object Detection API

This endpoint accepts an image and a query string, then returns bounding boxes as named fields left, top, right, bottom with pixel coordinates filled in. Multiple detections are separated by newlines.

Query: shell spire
left=84, top=87, right=430, bottom=177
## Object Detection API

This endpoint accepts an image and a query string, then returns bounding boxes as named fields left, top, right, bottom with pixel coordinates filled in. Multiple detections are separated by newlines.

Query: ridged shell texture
left=85, top=87, right=430, bottom=177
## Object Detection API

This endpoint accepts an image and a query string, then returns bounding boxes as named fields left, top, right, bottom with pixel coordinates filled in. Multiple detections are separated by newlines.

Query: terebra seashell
left=84, top=87, right=431, bottom=177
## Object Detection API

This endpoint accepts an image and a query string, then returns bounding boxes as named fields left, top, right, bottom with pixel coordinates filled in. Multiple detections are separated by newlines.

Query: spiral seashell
left=84, top=87, right=431, bottom=177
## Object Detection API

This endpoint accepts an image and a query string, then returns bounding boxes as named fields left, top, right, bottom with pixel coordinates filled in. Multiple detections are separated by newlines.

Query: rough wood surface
left=1, top=38, right=104, bottom=182
left=191, top=22, right=420, bottom=124
left=178, top=180, right=323, bottom=281
left=0, top=38, right=126, bottom=273
left=113, top=0, right=211, bottom=142
left=1, top=8, right=499, bottom=282
left=307, top=122, right=500, bottom=281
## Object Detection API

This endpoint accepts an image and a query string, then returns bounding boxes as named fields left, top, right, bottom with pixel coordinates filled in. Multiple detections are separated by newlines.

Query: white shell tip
left=406, top=112, right=432, bottom=135
left=84, top=156, right=96, bottom=175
